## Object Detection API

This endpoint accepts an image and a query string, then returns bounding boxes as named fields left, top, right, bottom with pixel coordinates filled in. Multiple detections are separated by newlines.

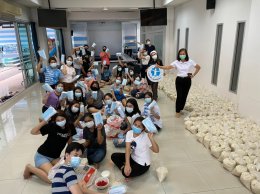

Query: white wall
left=87, top=21, right=122, bottom=55
left=68, top=11, right=139, bottom=22
left=170, top=0, right=260, bottom=123
left=238, top=0, right=260, bottom=123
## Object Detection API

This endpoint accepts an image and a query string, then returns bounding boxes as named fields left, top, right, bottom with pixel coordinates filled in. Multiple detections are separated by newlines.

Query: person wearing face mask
left=52, top=142, right=101, bottom=194
left=111, top=116, right=159, bottom=178
left=85, top=81, right=104, bottom=113
left=42, top=83, right=64, bottom=113
left=139, top=48, right=151, bottom=79
left=61, top=56, right=76, bottom=91
left=147, top=50, right=163, bottom=101
left=111, top=76, right=127, bottom=106
left=73, top=87, right=85, bottom=105
left=72, top=47, right=83, bottom=75
left=130, top=76, right=149, bottom=99
left=37, top=56, right=62, bottom=88
left=81, top=45, right=92, bottom=77
left=156, top=48, right=201, bottom=118
left=23, top=112, right=76, bottom=184
left=142, top=92, right=162, bottom=131
left=112, top=98, right=141, bottom=148
left=102, top=93, right=120, bottom=117
left=117, top=56, right=128, bottom=77
left=144, top=39, right=156, bottom=55
left=65, top=101, right=81, bottom=125
left=100, top=64, right=112, bottom=85
left=82, top=113, right=106, bottom=169
left=99, top=46, right=110, bottom=67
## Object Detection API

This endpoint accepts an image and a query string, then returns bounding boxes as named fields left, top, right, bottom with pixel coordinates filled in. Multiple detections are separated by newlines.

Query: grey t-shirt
left=85, top=90, right=104, bottom=109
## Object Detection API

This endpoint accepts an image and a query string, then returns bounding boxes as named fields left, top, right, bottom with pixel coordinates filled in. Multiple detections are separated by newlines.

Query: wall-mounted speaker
left=206, top=0, right=216, bottom=9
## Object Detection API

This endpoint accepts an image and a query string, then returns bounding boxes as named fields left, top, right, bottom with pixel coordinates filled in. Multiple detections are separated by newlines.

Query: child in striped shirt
left=52, top=142, right=100, bottom=194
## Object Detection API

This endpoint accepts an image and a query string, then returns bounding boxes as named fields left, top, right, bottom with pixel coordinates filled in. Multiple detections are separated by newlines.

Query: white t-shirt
left=61, top=65, right=76, bottom=83
left=142, top=103, right=162, bottom=128
left=170, top=59, right=197, bottom=77
left=141, top=55, right=150, bottom=65
left=125, top=130, right=152, bottom=166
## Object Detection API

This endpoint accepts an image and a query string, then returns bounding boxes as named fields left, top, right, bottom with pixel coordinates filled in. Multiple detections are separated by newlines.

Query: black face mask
left=103, top=49, right=106, bottom=51
left=91, top=86, right=99, bottom=91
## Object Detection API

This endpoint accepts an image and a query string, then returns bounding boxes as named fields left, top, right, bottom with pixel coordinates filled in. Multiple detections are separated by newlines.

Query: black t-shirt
left=83, top=126, right=106, bottom=149
left=82, top=51, right=91, bottom=73
left=145, top=44, right=156, bottom=55
left=37, top=122, right=76, bottom=158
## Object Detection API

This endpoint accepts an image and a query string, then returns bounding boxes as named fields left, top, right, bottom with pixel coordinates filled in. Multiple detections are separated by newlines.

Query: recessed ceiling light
left=103, top=7, right=108, bottom=11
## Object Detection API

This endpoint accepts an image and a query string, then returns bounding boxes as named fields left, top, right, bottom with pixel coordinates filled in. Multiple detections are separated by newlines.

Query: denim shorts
left=34, top=152, right=55, bottom=168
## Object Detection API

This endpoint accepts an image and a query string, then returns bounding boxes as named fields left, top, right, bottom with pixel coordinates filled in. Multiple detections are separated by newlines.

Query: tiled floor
left=0, top=83, right=253, bottom=194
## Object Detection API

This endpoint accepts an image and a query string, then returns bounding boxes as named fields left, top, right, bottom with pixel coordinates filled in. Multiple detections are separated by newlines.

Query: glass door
left=16, top=23, right=36, bottom=88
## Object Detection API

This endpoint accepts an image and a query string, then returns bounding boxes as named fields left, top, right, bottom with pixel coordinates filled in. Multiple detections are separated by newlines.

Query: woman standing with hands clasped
left=156, top=48, right=201, bottom=118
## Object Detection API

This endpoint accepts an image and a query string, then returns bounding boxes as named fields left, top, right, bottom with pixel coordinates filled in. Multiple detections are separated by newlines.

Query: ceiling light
left=103, top=7, right=108, bottom=11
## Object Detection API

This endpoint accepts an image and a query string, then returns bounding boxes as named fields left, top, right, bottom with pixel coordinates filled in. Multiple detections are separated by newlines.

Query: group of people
left=23, top=39, right=200, bottom=193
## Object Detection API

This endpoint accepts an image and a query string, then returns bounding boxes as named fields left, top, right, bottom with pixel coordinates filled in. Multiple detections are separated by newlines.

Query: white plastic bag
left=223, top=158, right=236, bottom=172
left=251, top=179, right=260, bottom=194
left=240, top=172, right=255, bottom=190
left=156, top=166, right=168, bottom=182
left=232, top=165, right=247, bottom=177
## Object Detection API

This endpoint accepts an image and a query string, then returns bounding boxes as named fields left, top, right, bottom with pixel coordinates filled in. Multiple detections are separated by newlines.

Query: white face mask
left=86, top=121, right=94, bottom=128
left=105, top=99, right=112, bottom=105
left=129, top=71, right=134, bottom=75
left=56, top=120, right=66, bottom=127
left=134, top=80, right=141, bottom=86
left=76, top=51, right=80, bottom=54
left=116, top=80, right=121, bottom=84
left=71, top=106, right=79, bottom=113
left=118, top=68, right=122, bottom=71
left=143, top=52, right=148, bottom=56
left=66, top=60, right=73, bottom=66
left=126, top=107, right=134, bottom=113
left=50, top=63, right=57, bottom=68
left=152, top=55, right=157, bottom=60
left=146, top=41, right=151, bottom=45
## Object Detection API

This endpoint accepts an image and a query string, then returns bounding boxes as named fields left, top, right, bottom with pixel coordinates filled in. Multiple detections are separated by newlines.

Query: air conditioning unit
left=0, top=0, right=22, bottom=16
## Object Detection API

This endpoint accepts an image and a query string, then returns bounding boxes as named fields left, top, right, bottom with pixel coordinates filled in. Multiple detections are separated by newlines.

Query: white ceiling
left=9, top=0, right=191, bottom=12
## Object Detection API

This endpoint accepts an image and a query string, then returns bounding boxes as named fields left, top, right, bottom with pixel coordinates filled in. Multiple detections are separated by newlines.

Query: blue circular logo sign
left=147, top=65, right=164, bottom=82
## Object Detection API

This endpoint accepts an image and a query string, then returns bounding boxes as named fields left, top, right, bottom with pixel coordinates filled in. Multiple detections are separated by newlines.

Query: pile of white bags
left=159, top=73, right=260, bottom=193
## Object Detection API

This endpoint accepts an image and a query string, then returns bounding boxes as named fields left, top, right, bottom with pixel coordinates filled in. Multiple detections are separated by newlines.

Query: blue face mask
left=132, top=125, right=142, bottom=134
left=75, top=92, right=82, bottom=98
left=56, top=86, right=63, bottom=93
left=56, top=120, right=66, bottom=127
left=145, top=97, right=152, bottom=104
left=70, top=156, right=81, bottom=168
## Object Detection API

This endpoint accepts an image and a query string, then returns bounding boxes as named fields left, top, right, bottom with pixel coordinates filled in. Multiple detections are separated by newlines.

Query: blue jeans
left=85, top=148, right=106, bottom=164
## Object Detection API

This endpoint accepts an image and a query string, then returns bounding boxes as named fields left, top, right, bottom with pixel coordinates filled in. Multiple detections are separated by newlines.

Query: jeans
left=85, top=148, right=106, bottom=164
